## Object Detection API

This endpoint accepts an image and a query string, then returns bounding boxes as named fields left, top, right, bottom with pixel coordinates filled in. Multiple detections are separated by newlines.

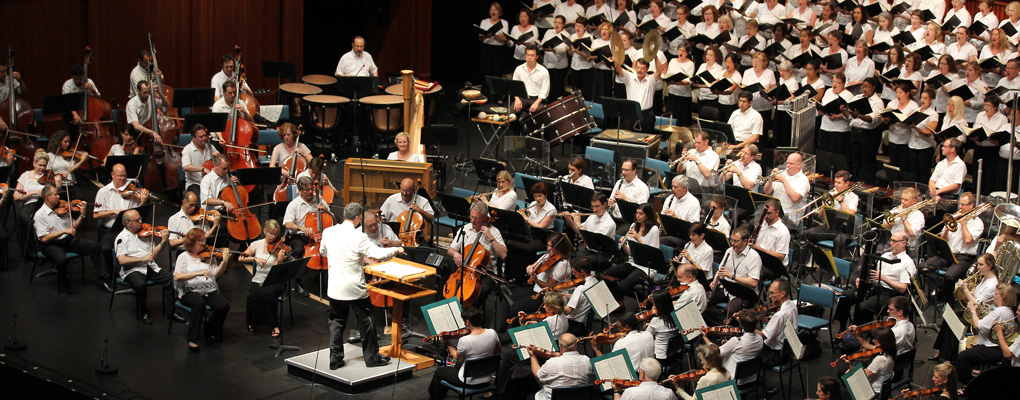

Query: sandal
left=272, top=328, right=280, bottom=338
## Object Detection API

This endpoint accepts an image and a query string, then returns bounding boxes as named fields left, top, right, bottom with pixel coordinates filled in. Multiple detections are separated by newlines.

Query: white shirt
left=708, top=215, right=732, bottom=238
left=128, top=65, right=147, bottom=98
left=761, top=300, right=798, bottom=350
left=890, top=208, right=925, bottom=242
left=246, top=238, right=280, bottom=285
left=622, top=70, right=659, bottom=111
left=720, top=332, right=763, bottom=384
left=167, top=209, right=208, bottom=244
left=753, top=2, right=786, bottom=25
left=975, top=276, right=998, bottom=304
left=180, top=142, right=218, bottom=188
left=61, top=78, right=100, bottom=97
left=555, top=2, right=585, bottom=24
left=865, top=354, right=894, bottom=393
left=685, top=240, right=716, bottom=280
left=892, top=318, right=916, bottom=355
left=114, top=229, right=161, bottom=279
left=569, top=32, right=594, bottom=70
left=457, top=329, right=501, bottom=384
left=34, top=203, right=71, bottom=241
left=681, top=148, right=720, bottom=187
left=877, top=250, right=916, bottom=291
left=908, top=107, right=940, bottom=150
left=675, top=280, right=708, bottom=313
left=620, top=381, right=677, bottom=400
left=526, top=200, right=557, bottom=228
left=17, top=171, right=45, bottom=204
left=479, top=19, right=510, bottom=46
left=386, top=151, right=423, bottom=162
left=509, top=25, right=540, bottom=60
left=535, top=351, right=592, bottom=400
left=645, top=316, right=678, bottom=359
left=210, top=70, right=250, bottom=98
left=886, top=99, right=919, bottom=145
left=541, top=29, right=571, bottom=70
left=335, top=50, right=378, bottom=77
left=199, top=172, right=231, bottom=211
left=489, top=189, right=517, bottom=211
left=666, top=58, right=696, bottom=97
left=944, top=7, right=972, bottom=28
left=451, top=224, right=507, bottom=274
left=283, top=196, right=329, bottom=233
left=770, top=171, right=810, bottom=221
left=175, top=251, right=221, bottom=296
left=367, top=223, right=399, bottom=247
left=741, top=68, right=776, bottom=111
left=613, top=330, right=655, bottom=368
left=848, top=94, right=885, bottom=131
left=946, top=213, right=983, bottom=255
left=947, top=41, right=978, bottom=62
left=930, top=156, right=966, bottom=191
left=694, top=62, right=725, bottom=101
left=664, top=192, right=701, bottom=222
left=837, top=191, right=860, bottom=214
left=125, top=95, right=151, bottom=126
left=728, top=107, right=763, bottom=143
left=94, top=181, right=142, bottom=228
left=609, top=177, right=650, bottom=218
left=561, top=174, right=595, bottom=189
left=721, top=245, right=762, bottom=297
left=321, top=221, right=400, bottom=301
left=380, top=192, right=434, bottom=223
left=731, top=160, right=762, bottom=188
left=566, top=276, right=599, bottom=322
left=544, top=313, right=569, bottom=339
left=532, top=255, right=570, bottom=293
left=977, top=306, right=1015, bottom=347
left=820, top=89, right=854, bottom=132
left=582, top=212, right=617, bottom=238
left=716, top=72, right=741, bottom=106
left=758, top=219, right=791, bottom=266
left=513, top=62, right=551, bottom=99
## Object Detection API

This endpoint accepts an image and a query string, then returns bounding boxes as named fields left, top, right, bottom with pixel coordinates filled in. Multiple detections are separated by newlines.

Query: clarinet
left=704, top=206, right=716, bottom=224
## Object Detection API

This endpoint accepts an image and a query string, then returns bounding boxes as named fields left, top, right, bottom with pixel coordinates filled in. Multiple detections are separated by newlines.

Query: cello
left=273, top=125, right=307, bottom=202
left=221, top=46, right=259, bottom=192
left=303, top=174, right=335, bottom=270
left=220, top=167, right=261, bottom=242
left=442, top=211, right=498, bottom=306
left=0, top=47, right=38, bottom=173
left=78, top=46, right=114, bottom=170
left=396, top=178, right=425, bottom=247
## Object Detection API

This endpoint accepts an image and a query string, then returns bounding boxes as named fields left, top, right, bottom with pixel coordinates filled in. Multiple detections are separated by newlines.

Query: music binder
left=558, top=180, right=595, bottom=211
left=659, top=213, right=693, bottom=240
left=582, top=280, right=620, bottom=319
left=474, top=23, right=503, bottom=35
left=869, top=41, right=892, bottom=53
left=947, top=84, right=976, bottom=101
left=420, top=297, right=466, bottom=337
left=671, top=300, right=708, bottom=342
left=925, top=73, right=951, bottom=88
left=720, top=275, right=758, bottom=302
left=820, top=96, right=847, bottom=115
left=509, top=321, right=558, bottom=360
left=892, top=30, right=917, bottom=46
left=637, top=18, right=660, bottom=31
left=616, top=199, right=640, bottom=224
left=695, top=380, right=741, bottom=400
left=541, top=35, right=564, bottom=49
left=507, top=30, right=536, bottom=44
left=591, top=349, right=636, bottom=392
left=613, top=10, right=630, bottom=27
left=841, top=363, right=877, bottom=400
left=821, top=52, right=843, bottom=70
left=709, top=77, right=735, bottom=93
left=911, top=45, right=935, bottom=61
left=662, top=25, right=683, bottom=42
left=942, top=14, right=962, bottom=32
left=846, top=96, right=874, bottom=115
left=1002, top=21, right=1019, bottom=38
left=793, top=84, right=818, bottom=98
left=968, top=20, right=988, bottom=36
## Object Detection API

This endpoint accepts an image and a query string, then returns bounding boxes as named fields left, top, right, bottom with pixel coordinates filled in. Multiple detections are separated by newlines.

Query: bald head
left=786, top=152, right=803, bottom=174
left=111, top=164, right=128, bottom=186
left=122, top=209, right=140, bottom=223
left=558, top=333, right=578, bottom=350
left=400, top=178, right=417, bottom=201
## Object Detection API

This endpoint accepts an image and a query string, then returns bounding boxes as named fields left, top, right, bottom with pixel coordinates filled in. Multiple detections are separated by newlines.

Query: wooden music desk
left=365, top=257, right=437, bottom=370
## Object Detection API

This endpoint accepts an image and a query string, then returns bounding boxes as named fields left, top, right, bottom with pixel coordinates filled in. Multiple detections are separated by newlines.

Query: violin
left=189, top=208, right=221, bottom=223
left=37, top=170, right=56, bottom=185
left=532, top=277, right=586, bottom=299
left=266, top=240, right=292, bottom=255
left=635, top=309, right=657, bottom=322
left=507, top=311, right=555, bottom=325
left=0, top=183, right=27, bottom=195
left=137, top=223, right=170, bottom=239
left=727, top=301, right=781, bottom=324
left=198, top=246, right=234, bottom=259
left=510, top=344, right=559, bottom=357
left=892, top=385, right=943, bottom=400
left=53, top=199, right=90, bottom=216
left=830, top=348, right=884, bottom=368
left=681, top=326, right=743, bottom=336
left=640, top=284, right=690, bottom=309
left=527, top=252, right=562, bottom=284
left=60, top=150, right=98, bottom=162
left=578, top=331, right=624, bottom=346
left=593, top=378, right=640, bottom=388
left=396, top=178, right=425, bottom=247
left=663, top=369, right=708, bottom=385
left=423, top=328, right=470, bottom=342
left=835, top=319, right=896, bottom=339
left=0, top=146, right=25, bottom=161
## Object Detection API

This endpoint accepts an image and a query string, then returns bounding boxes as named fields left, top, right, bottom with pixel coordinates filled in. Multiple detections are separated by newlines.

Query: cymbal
left=643, top=30, right=661, bottom=63
left=995, top=203, right=1020, bottom=228
left=610, top=31, right=625, bottom=67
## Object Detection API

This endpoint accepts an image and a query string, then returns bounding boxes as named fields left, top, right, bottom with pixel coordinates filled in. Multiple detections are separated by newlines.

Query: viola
left=593, top=378, right=640, bottom=388
left=0, top=146, right=24, bottom=161
left=532, top=277, right=586, bottom=299
left=527, top=252, right=562, bottom=285
left=54, top=199, right=90, bottom=216
left=835, top=319, right=896, bottom=339
left=303, top=174, right=334, bottom=270
left=78, top=46, right=114, bottom=170
left=640, top=284, right=690, bottom=309
left=189, top=208, right=221, bottom=223
left=663, top=369, right=708, bottom=385
left=137, top=223, right=170, bottom=239
left=681, top=326, right=743, bottom=336
left=396, top=178, right=425, bottom=247
left=423, top=328, right=470, bottom=342
left=830, top=348, right=884, bottom=368
left=578, top=331, right=624, bottom=346
left=506, top=311, right=555, bottom=325
left=510, top=344, right=559, bottom=357
left=442, top=211, right=499, bottom=306
left=892, top=385, right=943, bottom=400
left=61, top=150, right=98, bottom=162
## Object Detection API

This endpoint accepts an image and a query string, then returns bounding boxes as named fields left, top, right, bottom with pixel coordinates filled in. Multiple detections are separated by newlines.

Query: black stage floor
left=0, top=84, right=949, bottom=399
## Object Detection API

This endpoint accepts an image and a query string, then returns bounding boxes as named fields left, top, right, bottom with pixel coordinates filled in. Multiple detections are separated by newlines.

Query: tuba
left=993, top=239, right=1020, bottom=284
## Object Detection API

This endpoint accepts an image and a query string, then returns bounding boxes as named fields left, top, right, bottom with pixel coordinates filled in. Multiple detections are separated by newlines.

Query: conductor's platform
left=285, top=345, right=415, bottom=393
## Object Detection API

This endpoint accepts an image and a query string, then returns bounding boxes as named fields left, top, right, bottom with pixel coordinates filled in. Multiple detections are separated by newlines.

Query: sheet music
left=845, top=366, right=876, bottom=400
left=370, top=261, right=425, bottom=278
left=592, top=351, right=634, bottom=392
left=584, top=280, right=620, bottom=319
left=673, top=301, right=708, bottom=341
left=784, top=319, right=805, bottom=360
left=510, top=323, right=555, bottom=360
left=943, top=305, right=966, bottom=341
left=696, top=384, right=739, bottom=400
left=421, top=298, right=465, bottom=335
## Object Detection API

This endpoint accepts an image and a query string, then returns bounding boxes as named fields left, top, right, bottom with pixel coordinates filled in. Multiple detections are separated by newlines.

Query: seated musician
left=125, top=81, right=168, bottom=144
left=114, top=209, right=172, bottom=325
left=612, top=358, right=676, bottom=400
left=94, top=164, right=149, bottom=291
left=174, top=228, right=231, bottom=352
left=211, top=81, right=254, bottom=134
left=180, top=123, right=218, bottom=195
left=564, top=257, right=600, bottom=336
left=704, top=309, right=763, bottom=385
left=726, top=92, right=762, bottom=152
left=387, top=132, right=423, bottom=163
left=707, top=227, right=761, bottom=325
left=167, top=191, right=220, bottom=250
left=672, top=344, right=729, bottom=400
left=706, top=195, right=731, bottom=237
left=380, top=177, right=435, bottom=231
left=211, top=53, right=251, bottom=102
left=199, top=154, right=241, bottom=213
left=520, top=182, right=557, bottom=230
left=296, top=157, right=337, bottom=193
left=933, top=253, right=999, bottom=361
left=758, top=280, right=798, bottom=368
left=496, top=293, right=569, bottom=397
left=675, top=131, right=720, bottom=188
left=593, top=314, right=655, bottom=368
left=427, top=305, right=500, bottom=400
left=812, top=376, right=843, bottom=400
left=848, top=296, right=915, bottom=356
left=837, top=326, right=896, bottom=394
left=507, top=182, right=558, bottom=277
left=673, top=263, right=708, bottom=313
left=15, top=150, right=60, bottom=228
left=561, top=156, right=595, bottom=189
left=363, top=210, right=399, bottom=248
left=34, top=184, right=102, bottom=293
left=447, top=201, right=508, bottom=308
left=476, top=170, right=517, bottom=211
left=268, top=122, right=312, bottom=178
left=752, top=200, right=791, bottom=279
left=763, top=152, right=810, bottom=222
left=929, top=191, right=984, bottom=298
left=835, top=231, right=916, bottom=328
left=675, top=222, right=715, bottom=280
left=565, top=194, right=616, bottom=271
left=282, top=176, right=334, bottom=296
left=645, top=291, right=679, bottom=362
left=922, top=363, right=959, bottom=400
left=803, top=170, right=859, bottom=242
left=614, top=57, right=666, bottom=133
left=928, top=138, right=966, bottom=202
left=497, top=234, right=571, bottom=332
left=512, top=45, right=550, bottom=115
left=46, top=131, right=87, bottom=190
left=104, top=125, right=145, bottom=165
left=608, top=159, right=650, bottom=221
left=992, top=301, right=1020, bottom=367
left=237, top=220, right=289, bottom=338
left=334, top=36, right=378, bottom=77
left=62, top=64, right=101, bottom=128
left=662, top=176, right=700, bottom=222
left=721, top=145, right=762, bottom=191
left=604, top=203, right=661, bottom=297
left=958, top=283, right=1017, bottom=385
left=881, top=187, right=926, bottom=246
left=531, top=333, right=592, bottom=400
left=0, top=62, right=25, bottom=104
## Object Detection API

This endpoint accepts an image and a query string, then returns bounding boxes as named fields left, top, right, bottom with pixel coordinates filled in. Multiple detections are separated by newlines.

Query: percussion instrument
left=598, top=129, right=637, bottom=140
left=360, top=95, right=404, bottom=137
left=302, top=94, right=350, bottom=146
left=519, top=93, right=596, bottom=146
left=385, top=83, right=443, bottom=125
left=279, top=83, right=321, bottom=120
left=643, top=30, right=662, bottom=62
left=301, top=74, right=337, bottom=92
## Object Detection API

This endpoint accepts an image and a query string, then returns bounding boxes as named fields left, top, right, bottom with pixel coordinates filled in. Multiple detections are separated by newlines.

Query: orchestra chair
left=660, top=333, right=690, bottom=376
left=436, top=188, right=475, bottom=231
left=108, top=249, right=166, bottom=320
left=643, top=157, right=670, bottom=197
left=27, top=225, right=86, bottom=287
left=167, top=279, right=212, bottom=335
left=797, top=283, right=838, bottom=348
left=734, top=354, right=764, bottom=398
left=878, top=348, right=917, bottom=400
left=763, top=342, right=806, bottom=400
left=438, top=354, right=500, bottom=400
left=808, top=244, right=851, bottom=287
left=551, top=384, right=594, bottom=400
left=697, top=106, right=719, bottom=122
left=256, top=129, right=282, bottom=165
left=583, top=147, right=616, bottom=187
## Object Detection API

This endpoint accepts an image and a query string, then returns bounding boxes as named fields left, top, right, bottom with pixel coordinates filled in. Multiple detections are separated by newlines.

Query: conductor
left=321, top=202, right=405, bottom=370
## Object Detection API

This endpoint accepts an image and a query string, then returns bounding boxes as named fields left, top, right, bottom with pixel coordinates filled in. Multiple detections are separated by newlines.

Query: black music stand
left=485, top=76, right=529, bottom=109
left=440, top=193, right=472, bottom=228
left=757, top=249, right=788, bottom=280
left=630, top=241, right=672, bottom=276
left=815, top=149, right=850, bottom=177
left=262, top=61, right=298, bottom=104
left=823, top=207, right=856, bottom=236
left=579, top=230, right=623, bottom=262
left=659, top=214, right=692, bottom=240
left=922, top=232, right=958, bottom=265
left=616, top=199, right=640, bottom=224
left=725, top=183, right=756, bottom=212
left=183, top=112, right=229, bottom=135
left=559, top=181, right=595, bottom=212
left=520, top=174, right=545, bottom=203
left=696, top=118, right=737, bottom=145
left=335, top=76, right=376, bottom=100
left=600, top=98, right=642, bottom=167
left=41, top=93, right=80, bottom=115
left=105, top=155, right=149, bottom=182
left=172, top=88, right=216, bottom=111
left=750, top=192, right=779, bottom=208
left=471, top=158, right=506, bottom=187
left=721, top=278, right=758, bottom=302
left=264, top=256, right=309, bottom=357
left=0, top=165, right=13, bottom=184
left=491, top=208, right=531, bottom=243
left=704, top=228, right=730, bottom=254
left=110, top=204, right=156, bottom=234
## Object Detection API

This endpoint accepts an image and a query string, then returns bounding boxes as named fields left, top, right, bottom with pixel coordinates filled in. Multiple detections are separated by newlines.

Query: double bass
left=146, top=33, right=179, bottom=137
left=0, top=47, right=38, bottom=172
left=442, top=211, right=498, bottom=306
left=303, top=174, right=334, bottom=270
left=221, top=46, right=259, bottom=192
left=141, top=35, right=181, bottom=193
left=78, top=46, right=114, bottom=170
left=219, top=168, right=261, bottom=242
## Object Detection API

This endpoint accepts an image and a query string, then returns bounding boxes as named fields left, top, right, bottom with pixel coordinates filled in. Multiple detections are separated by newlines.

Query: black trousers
left=181, top=290, right=230, bottom=343
left=430, top=364, right=489, bottom=400
left=604, top=263, right=648, bottom=298
left=479, top=44, right=507, bottom=82
left=548, top=67, right=568, bottom=101
left=957, top=344, right=1004, bottom=384
left=328, top=297, right=383, bottom=364
left=851, top=127, right=882, bottom=184
left=570, top=68, right=593, bottom=100
left=907, top=147, right=935, bottom=185
left=19, top=200, right=42, bottom=234
left=887, top=143, right=909, bottom=172
left=99, top=226, right=118, bottom=281
left=773, top=110, right=793, bottom=147
left=927, top=254, right=976, bottom=301
left=667, top=94, right=693, bottom=127
left=123, top=267, right=172, bottom=315
left=995, top=157, right=1020, bottom=192
left=41, top=236, right=101, bottom=287
left=247, top=281, right=283, bottom=328
left=819, top=129, right=850, bottom=155
left=972, top=146, right=999, bottom=195
left=706, top=286, right=755, bottom=327
left=835, top=286, right=899, bottom=328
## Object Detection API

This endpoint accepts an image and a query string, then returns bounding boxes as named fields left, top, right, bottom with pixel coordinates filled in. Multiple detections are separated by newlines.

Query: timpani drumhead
left=303, top=94, right=350, bottom=104
left=599, top=129, right=637, bottom=140
left=360, top=95, right=404, bottom=105
left=280, top=83, right=322, bottom=96
left=302, top=74, right=338, bottom=86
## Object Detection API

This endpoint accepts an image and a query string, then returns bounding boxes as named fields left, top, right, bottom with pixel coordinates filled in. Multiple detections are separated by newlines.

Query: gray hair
left=343, top=202, right=363, bottom=221
left=672, top=175, right=689, bottom=188
left=779, top=60, right=793, bottom=71
left=470, top=200, right=489, bottom=215
left=638, top=358, right=662, bottom=380
left=297, top=176, right=313, bottom=190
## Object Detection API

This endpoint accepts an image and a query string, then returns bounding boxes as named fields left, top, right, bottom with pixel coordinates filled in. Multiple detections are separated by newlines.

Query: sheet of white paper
left=698, top=385, right=738, bottom=400
left=512, top=325, right=554, bottom=360
left=943, top=305, right=966, bottom=341
left=584, top=280, right=620, bottom=319
left=370, top=261, right=425, bottom=278
left=784, top=319, right=805, bottom=360
left=675, top=301, right=707, bottom=341
left=593, top=353, right=632, bottom=392
left=425, top=302, right=465, bottom=334
left=846, top=367, right=876, bottom=400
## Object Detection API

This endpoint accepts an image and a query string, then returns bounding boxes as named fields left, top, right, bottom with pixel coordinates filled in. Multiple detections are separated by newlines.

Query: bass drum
left=520, top=92, right=596, bottom=147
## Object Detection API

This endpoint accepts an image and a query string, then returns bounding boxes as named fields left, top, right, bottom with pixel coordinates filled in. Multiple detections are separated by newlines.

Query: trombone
left=926, top=202, right=993, bottom=233
left=880, top=198, right=937, bottom=225
left=793, top=181, right=864, bottom=223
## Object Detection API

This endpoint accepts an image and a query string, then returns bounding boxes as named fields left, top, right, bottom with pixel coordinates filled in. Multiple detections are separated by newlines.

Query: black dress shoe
left=329, top=360, right=346, bottom=370
left=366, top=356, right=392, bottom=367
left=764, top=386, right=781, bottom=398
left=141, top=314, right=153, bottom=325
left=170, top=313, right=187, bottom=323
left=295, top=284, right=309, bottom=297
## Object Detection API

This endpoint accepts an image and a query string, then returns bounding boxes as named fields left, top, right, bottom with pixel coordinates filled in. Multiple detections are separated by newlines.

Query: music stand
left=471, top=158, right=506, bottom=187
left=600, top=98, right=641, bottom=167
left=704, top=227, right=730, bottom=253
left=923, top=232, right=958, bottom=265
left=233, top=167, right=282, bottom=186
left=105, top=155, right=149, bottom=182
left=757, top=249, right=788, bottom=280
left=815, top=149, right=850, bottom=177
left=823, top=207, right=856, bottom=236
left=696, top=118, right=737, bottom=145
left=725, top=183, right=757, bottom=213
left=559, top=181, right=595, bottom=212
left=43, top=93, right=84, bottom=115
left=0, top=165, right=13, bottom=184
left=659, top=214, right=692, bottom=240
left=440, top=193, right=472, bottom=228
left=264, top=257, right=309, bottom=357
left=616, top=199, right=640, bottom=225
left=262, top=61, right=298, bottom=104
left=485, top=76, right=529, bottom=110
left=335, top=76, right=376, bottom=100
left=749, top=192, right=779, bottom=208
left=721, top=278, right=758, bottom=302
left=579, top=230, right=623, bottom=262
left=491, top=208, right=531, bottom=243
left=520, top=174, right=545, bottom=203
left=183, top=112, right=229, bottom=135
left=630, top=241, right=672, bottom=276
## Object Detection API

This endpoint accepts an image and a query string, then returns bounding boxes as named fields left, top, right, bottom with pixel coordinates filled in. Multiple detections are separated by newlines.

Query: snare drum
left=359, top=95, right=404, bottom=135
left=521, top=93, right=596, bottom=146
left=302, top=74, right=338, bottom=93
left=280, top=83, right=322, bottom=120
left=385, top=83, right=444, bottom=125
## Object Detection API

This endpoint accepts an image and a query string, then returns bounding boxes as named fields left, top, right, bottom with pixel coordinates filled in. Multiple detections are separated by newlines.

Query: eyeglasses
left=891, top=239, right=907, bottom=243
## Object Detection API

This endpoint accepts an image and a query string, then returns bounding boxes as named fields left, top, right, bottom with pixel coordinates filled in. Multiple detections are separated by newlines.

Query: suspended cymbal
left=610, top=31, right=625, bottom=68
left=643, top=30, right=661, bottom=62
left=995, top=203, right=1020, bottom=228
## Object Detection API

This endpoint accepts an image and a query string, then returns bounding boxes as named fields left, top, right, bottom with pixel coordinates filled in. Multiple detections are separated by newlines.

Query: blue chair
left=734, top=355, right=763, bottom=398
left=278, top=104, right=291, bottom=121
left=585, top=146, right=614, bottom=167
left=177, top=133, right=193, bottom=148
left=551, top=384, right=595, bottom=400
left=108, top=250, right=166, bottom=319
left=659, top=244, right=675, bottom=264
left=28, top=226, right=86, bottom=287
left=437, top=188, right=476, bottom=230
left=797, top=284, right=837, bottom=347
left=439, top=354, right=500, bottom=399
left=256, top=129, right=282, bottom=165
left=553, top=218, right=564, bottom=234
left=764, top=342, right=805, bottom=400
left=585, top=101, right=605, bottom=136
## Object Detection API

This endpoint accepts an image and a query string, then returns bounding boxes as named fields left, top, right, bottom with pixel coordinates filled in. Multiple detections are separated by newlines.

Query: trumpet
left=756, top=169, right=782, bottom=185
left=793, top=181, right=864, bottom=223
left=668, top=148, right=693, bottom=169
left=943, top=202, right=993, bottom=232
left=881, top=198, right=937, bottom=225
left=714, top=159, right=736, bottom=174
